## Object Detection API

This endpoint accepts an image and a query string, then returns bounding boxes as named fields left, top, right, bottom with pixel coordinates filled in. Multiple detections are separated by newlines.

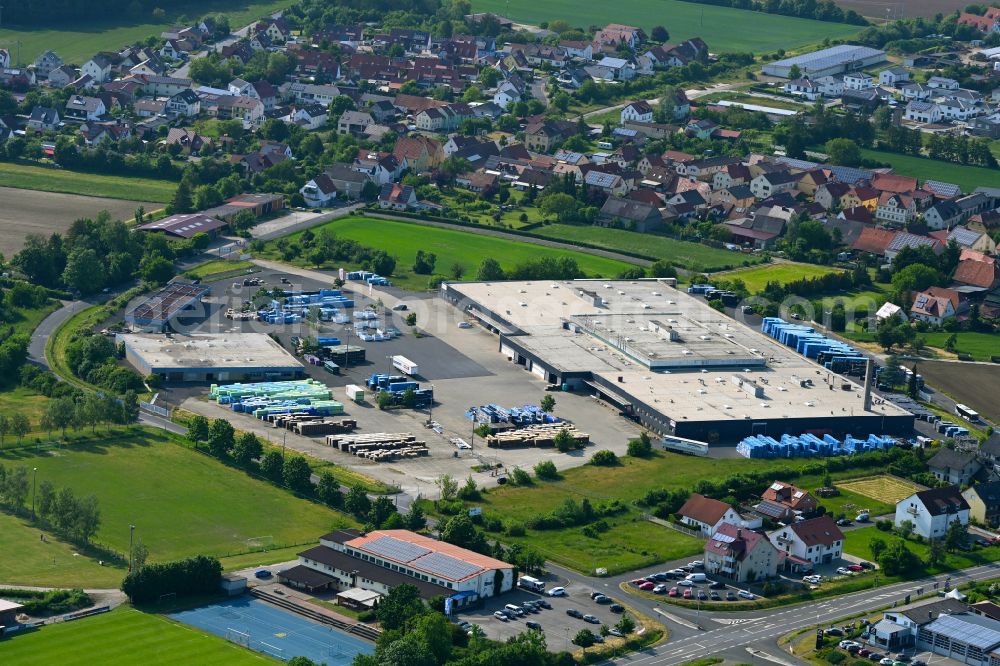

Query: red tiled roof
left=678, top=493, right=732, bottom=525
left=872, top=172, right=918, bottom=194
left=953, top=258, right=998, bottom=288
left=852, top=227, right=896, bottom=254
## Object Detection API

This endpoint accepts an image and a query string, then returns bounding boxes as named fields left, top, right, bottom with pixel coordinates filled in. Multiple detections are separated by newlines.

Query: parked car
left=547, top=587, right=566, bottom=597
left=609, top=603, right=624, bottom=613
left=840, top=640, right=861, bottom=650
left=566, top=608, right=583, bottom=618
left=494, top=611, right=509, bottom=621
left=608, top=628, right=624, bottom=637
left=879, top=659, right=894, bottom=665
left=709, top=591, right=721, bottom=601
left=526, top=621, right=542, bottom=631
left=651, top=572, right=669, bottom=582
left=583, top=614, right=600, bottom=624
left=709, top=581, right=726, bottom=589
left=858, top=649, right=871, bottom=657
left=668, top=569, right=686, bottom=577
left=630, top=579, right=645, bottom=587
left=254, top=569, right=272, bottom=579
left=689, top=560, right=704, bottom=569
left=867, top=653, right=883, bottom=662
left=537, top=600, right=552, bottom=609
left=595, top=595, right=611, bottom=604
left=836, top=567, right=854, bottom=575
left=837, top=518, right=852, bottom=526
left=590, top=591, right=603, bottom=600
left=824, top=628, right=844, bottom=637
left=895, top=655, right=910, bottom=663
left=505, top=604, right=525, bottom=616
left=677, top=580, right=694, bottom=587
left=653, top=585, right=667, bottom=594
left=848, top=564, right=864, bottom=572
left=738, top=590, right=756, bottom=600
left=859, top=561, right=875, bottom=570
left=683, top=589, right=694, bottom=599
left=639, top=582, right=656, bottom=591
left=726, top=591, right=737, bottom=601
left=391, top=303, right=408, bottom=311
left=697, top=590, right=708, bottom=600
left=910, top=660, right=926, bottom=666
left=668, top=587, right=680, bottom=597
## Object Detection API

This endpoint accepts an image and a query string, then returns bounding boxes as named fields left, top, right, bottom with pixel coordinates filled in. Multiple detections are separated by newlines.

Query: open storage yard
left=836, top=475, right=921, bottom=506
left=917, top=361, right=1000, bottom=424
left=469, top=0, right=861, bottom=52
left=0, top=185, right=159, bottom=257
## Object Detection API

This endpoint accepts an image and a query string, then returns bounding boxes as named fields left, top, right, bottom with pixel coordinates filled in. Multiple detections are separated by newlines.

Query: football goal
left=246, top=535, right=274, bottom=552
left=225, top=628, right=251, bottom=648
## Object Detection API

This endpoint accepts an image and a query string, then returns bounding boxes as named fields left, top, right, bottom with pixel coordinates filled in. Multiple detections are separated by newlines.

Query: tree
left=375, top=583, right=424, bottom=631
left=345, top=484, right=371, bottom=519
left=283, top=456, right=313, bottom=494
left=907, top=363, right=919, bottom=399
left=47, top=398, right=76, bottom=439
left=540, top=192, right=577, bottom=222
left=36, top=480, right=56, bottom=520
left=404, top=503, right=427, bottom=530
left=651, top=25, right=669, bottom=41
left=317, top=472, right=342, bottom=507
left=926, top=538, right=945, bottom=567
left=875, top=314, right=914, bottom=352
left=368, top=495, right=397, bottom=528
left=944, top=517, right=966, bottom=552
left=187, top=415, right=209, bottom=442
left=232, top=432, right=262, bottom=467
left=877, top=538, right=920, bottom=576
left=825, top=138, right=862, bottom=167
left=10, top=413, right=30, bottom=445
left=574, top=629, right=596, bottom=647
left=440, top=514, right=487, bottom=553
left=869, top=536, right=887, bottom=561
left=896, top=519, right=915, bottom=539
left=590, top=449, right=619, bottom=466
left=476, top=257, right=505, bottom=281
left=788, top=64, right=802, bottom=80
left=650, top=260, right=678, bottom=278
left=627, top=431, right=653, bottom=457
left=260, top=451, right=284, bottom=483
left=132, top=539, right=149, bottom=570
left=540, top=394, right=556, bottom=413
left=554, top=428, right=576, bottom=452
left=121, top=391, right=140, bottom=425
left=437, top=474, right=459, bottom=501
left=534, top=459, right=558, bottom=480
left=891, top=264, right=943, bottom=295
left=75, top=494, right=101, bottom=542
left=207, top=418, right=235, bottom=457
left=615, top=613, right=636, bottom=634
left=0, top=415, right=9, bottom=448
left=140, top=255, right=175, bottom=286
left=171, top=176, right=194, bottom=213
left=63, top=248, right=106, bottom=295
left=413, top=250, right=437, bottom=275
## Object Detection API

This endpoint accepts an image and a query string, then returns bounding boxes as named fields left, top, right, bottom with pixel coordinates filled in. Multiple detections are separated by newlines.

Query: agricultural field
left=715, top=262, right=844, bottom=294
left=470, top=0, right=861, bottom=53
left=0, top=184, right=160, bottom=258
left=917, top=361, right=1000, bottom=424
left=0, top=428, right=356, bottom=571
left=0, top=163, right=175, bottom=202
left=533, top=224, right=763, bottom=271
left=0, top=0, right=295, bottom=63
left=262, top=215, right=640, bottom=290
left=859, top=149, right=1000, bottom=192
left=834, top=0, right=965, bottom=19
left=0, top=607, right=273, bottom=666
left=837, top=475, right=921, bottom=506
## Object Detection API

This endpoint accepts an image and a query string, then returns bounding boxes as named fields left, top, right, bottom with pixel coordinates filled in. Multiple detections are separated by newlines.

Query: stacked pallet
left=266, top=414, right=357, bottom=437
left=325, top=433, right=429, bottom=461
left=486, top=424, right=589, bottom=449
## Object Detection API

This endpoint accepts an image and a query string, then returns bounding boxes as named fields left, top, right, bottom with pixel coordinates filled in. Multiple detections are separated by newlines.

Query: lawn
left=0, top=0, right=295, bottom=63
left=0, top=162, right=176, bottom=203
left=0, top=607, right=274, bottom=665
left=836, top=475, right=920, bottom=506
left=0, top=428, right=356, bottom=568
left=844, top=526, right=1000, bottom=573
left=859, top=148, right=1000, bottom=192
left=533, top=224, right=763, bottom=271
left=470, top=0, right=860, bottom=53
left=919, top=331, right=1000, bottom=362
left=715, top=262, right=844, bottom=294
left=262, top=215, right=639, bottom=290
left=5, top=300, right=61, bottom=337
left=184, top=259, right=257, bottom=282
left=0, top=386, right=53, bottom=441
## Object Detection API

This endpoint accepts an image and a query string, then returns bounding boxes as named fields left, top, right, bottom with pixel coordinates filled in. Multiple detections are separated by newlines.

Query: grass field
left=470, top=0, right=860, bottom=53
left=716, top=262, right=844, bottom=294
left=184, top=259, right=257, bottom=282
left=919, top=332, right=1000, bottom=362
left=837, top=475, right=920, bottom=506
left=860, top=149, right=1000, bottom=192
left=533, top=224, right=763, bottom=271
left=0, top=428, right=355, bottom=569
left=0, top=607, right=274, bottom=665
left=263, top=216, right=639, bottom=290
left=0, top=0, right=294, bottom=63
left=0, top=386, right=53, bottom=441
left=844, top=526, right=1000, bottom=574
left=0, top=162, right=175, bottom=203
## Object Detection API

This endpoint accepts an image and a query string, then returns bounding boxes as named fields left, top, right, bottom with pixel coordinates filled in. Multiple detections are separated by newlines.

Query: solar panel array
left=126, top=282, right=209, bottom=325
left=926, top=613, right=1000, bottom=650
left=363, top=536, right=431, bottom=563
left=416, top=551, right=483, bottom=581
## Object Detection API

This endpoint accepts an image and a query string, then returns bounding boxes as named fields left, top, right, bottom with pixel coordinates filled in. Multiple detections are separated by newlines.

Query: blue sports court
left=169, top=597, right=373, bottom=664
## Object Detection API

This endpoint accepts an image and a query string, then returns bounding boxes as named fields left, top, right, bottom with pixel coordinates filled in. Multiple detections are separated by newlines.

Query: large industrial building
left=124, top=281, right=210, bottom=332
left=442, top=279, right=913, bottom=443
left=118, top=332, right=304, bottom=382
left=762, top=44, right=886, bottom=79
left=280, top=529, right=514, bottom=607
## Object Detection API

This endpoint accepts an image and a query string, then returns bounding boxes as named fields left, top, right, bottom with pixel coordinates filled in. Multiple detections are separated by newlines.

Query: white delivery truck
left=518, top=576, right=545, bottom=592
left=392, top=355, right=419, bottom=376
left=345, top=384, right=365, bottom=402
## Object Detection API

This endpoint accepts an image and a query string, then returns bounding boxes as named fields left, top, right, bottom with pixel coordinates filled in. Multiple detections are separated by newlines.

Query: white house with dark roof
left=81, top=53, right=115, bottom=83
left=927, top=449, right=982, bottom=486
left=767, top=515, right=844, bottom=569
left=704, top=523, right=778, bottom=583
left=621, top=100, right=654, bottom=124
left=895, top=486, right=969, bottom=539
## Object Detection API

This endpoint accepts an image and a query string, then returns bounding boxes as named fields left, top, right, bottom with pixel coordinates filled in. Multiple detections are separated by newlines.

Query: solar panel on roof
left=925, top=614, right=1000, bottom=650
left=362, top=536, right=431, bottom=563
left=414, top=551, right=483, bottom=581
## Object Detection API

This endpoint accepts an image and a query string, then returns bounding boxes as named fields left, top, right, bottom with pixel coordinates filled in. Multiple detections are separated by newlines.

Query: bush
left=875, top=519, right=893, bottom=532
left=534, top=459, right=558, bottom=480
left=627, top=432, right=653, bottom=457
left=509, top=467, right=532, bottom=486
left=590, top=449, right=619, bottom=466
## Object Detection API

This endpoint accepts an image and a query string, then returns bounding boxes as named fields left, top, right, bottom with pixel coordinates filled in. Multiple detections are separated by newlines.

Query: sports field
left=1, top=607, right=274, bottom=665
left=266, top=216, right=639, bottom=290
left=859, top=149, right=1000, bottom=192
left=470, top=0, right=861, bottom=52
left=715, top=262, right=845, bottom=294
left=534, top=224, right=763, bottom=271
left=0, top=429, right=355, bottom=567
left=837, top=475, right=920, bottom=505
left=0, top=0, right=294, bottom=63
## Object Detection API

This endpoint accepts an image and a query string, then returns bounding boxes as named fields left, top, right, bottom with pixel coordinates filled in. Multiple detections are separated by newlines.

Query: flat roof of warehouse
left=119, top=333, right=302, bottom=370
left=445, top=279, right=911, bottom=424
left=136, top=213, right=227, bottom=238
left=124, top=281, right=209, bottom=324
left=768, top=44, right=885, bottom=69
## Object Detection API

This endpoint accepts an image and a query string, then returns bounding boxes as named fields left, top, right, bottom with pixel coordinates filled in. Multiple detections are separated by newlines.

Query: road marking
left=653, top=608, right=700, bottom=630
left=746, top=648, right=799, bottom=666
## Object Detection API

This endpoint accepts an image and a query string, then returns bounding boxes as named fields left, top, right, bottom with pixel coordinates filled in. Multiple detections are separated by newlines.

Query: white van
left=685, top=573, right=707, bottom=583
left=504, top=604, right=525, bottom=616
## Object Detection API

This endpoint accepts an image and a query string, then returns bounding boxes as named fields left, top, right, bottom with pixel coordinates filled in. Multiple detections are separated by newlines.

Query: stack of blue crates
left=761, top=318, right=867, bottom=371
left=464, top=404, right=560, bottom=425
left=736, top=432, right=896, bottom=459
left=366, top=373, right=433, bottom=407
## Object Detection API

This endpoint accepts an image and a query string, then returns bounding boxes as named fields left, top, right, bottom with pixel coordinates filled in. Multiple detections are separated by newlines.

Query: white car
left=737, top=590, right=756, bottom=600
left=839, top=640, right=861, bottom=650
left=494, top=611, right=508, bottom=621
left=457, top=321, right=472, bottom=329
left=688, top=560, right=704, bottom=569
left=547, top=587, right=567, bottom=597
left=677, top=580, right=694, bottom=587
left=836, top=567, right=853, bottom=576
left=804, top=575, right=824, bottom=584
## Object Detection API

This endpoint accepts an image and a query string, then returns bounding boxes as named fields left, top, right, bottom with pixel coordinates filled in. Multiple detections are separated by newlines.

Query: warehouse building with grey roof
left=762, top=45, right=886, bottom=79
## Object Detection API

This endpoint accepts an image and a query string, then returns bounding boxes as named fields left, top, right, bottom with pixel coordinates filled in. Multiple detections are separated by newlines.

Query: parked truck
left=518, top=575, right=545, bottom=592
left=345, top=384, right=365, bottom=403
left=392, top=355, right=419, bottom=376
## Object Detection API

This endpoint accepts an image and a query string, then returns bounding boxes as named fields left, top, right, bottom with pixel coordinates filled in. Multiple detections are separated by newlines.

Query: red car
left=683, top=589, right=694, bottom=599
left=630, top=579, right=645, bottom=586
left=639, top=582, right=656, bottom=591
left=848, top=564, right=864, bottom=572
left=668, top=587, right=680, bottom=597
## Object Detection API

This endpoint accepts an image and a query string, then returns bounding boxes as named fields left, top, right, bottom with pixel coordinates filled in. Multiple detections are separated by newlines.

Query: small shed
left=336, top=587, right=381, bottom=611
left=220, top=574, right=247, bottom=596
left=0, top=598, right=25, bottom=628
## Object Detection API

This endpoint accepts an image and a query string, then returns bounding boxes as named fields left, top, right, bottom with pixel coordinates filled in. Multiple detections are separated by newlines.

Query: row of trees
left=0, top=463, right=101, bottom=543
left=65, top=334, right=146, bottom=395
left=675, top=0, right=867, bottom=24
left=121, top=555, right=222, bottom=604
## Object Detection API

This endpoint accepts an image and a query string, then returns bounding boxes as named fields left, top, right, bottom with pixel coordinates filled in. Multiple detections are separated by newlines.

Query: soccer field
left=1, top=607, right=275, bottom=666
left=470, top=0, right=860, bottom=52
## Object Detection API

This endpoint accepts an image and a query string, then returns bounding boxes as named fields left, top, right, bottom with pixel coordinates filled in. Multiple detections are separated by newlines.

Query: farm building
left=201, top=193, right=285, bottom=222
left=442, top=279, right=913, bottom=443
left=117, top=332, right=304, bottom=382
left=137, top=213, right=228, bottom=239
left=762, top=45, right=886, bottom=79
left=123, top=281, right=210, bottom=332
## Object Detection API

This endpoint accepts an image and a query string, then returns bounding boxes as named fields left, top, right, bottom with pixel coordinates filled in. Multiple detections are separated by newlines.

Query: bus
left=955, top=403, right=980, bottom=422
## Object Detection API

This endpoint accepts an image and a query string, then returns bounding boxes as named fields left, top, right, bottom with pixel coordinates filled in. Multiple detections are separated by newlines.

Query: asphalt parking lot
left=455, top=582, right=626, bottom=651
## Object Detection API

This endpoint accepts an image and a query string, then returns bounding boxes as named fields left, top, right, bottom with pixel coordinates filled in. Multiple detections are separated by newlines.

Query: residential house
left=455, top=171, right=498, bottom=193
left=938, top=98, right=983, bottom=121
left=593, top=24, right=646, bottom=50
left=136, top=75, right=191, bottom=98
left=905, top=101, right=942, bottom=124
left=592, top=57, right=636, bottom=81
left=953, top=257, right=999, bottom=289
left=875, top=192, right=917, bottom=225
left=872, top=172, right=918, bottom=194
left=899, top=82, right=932, bottom=100
left=378, top=183, right=418, bottom=210
left=163, top=128, right=213, bottom=155
left=323, top=164, right=371, bottom=199
left=338, top=110, right=374, bottom=136
left=879, top=67, right=910, bottom=87
left=523, top=120, right=576, bottom=154
left=911, top=286, right=963, bottom=326
left=27, top=106, right=60, bottom=131
left=414, top=104, right=472, bottom=133
left=300, top=174, right=339, bottom=207
left=677, top=493, right=743, bottom=537
left=392, top=135, right=442, bottom=173
left=288, top=83, right=343, bottom=107
left=712, top=163, right=752, bottom=191
left=598, top=198, right=661, bottom=232
left=927, top=76, right=960, bottom=90
left=353, top=151, right=404, bottom=186
left=81, top=53, right=115, bottom=84
left=560, top=40, right=593, bottom=60
left=166, top=89, right=200, bottom=118
left=724, top=214, right=785, bottom=249
left=621, top=100, right=654, bottom=124
left=46, top=65, right=77, bottom=88
left=948, top=226, right=996, bottom=254
left=924, top=200, right=963, bottom=230
left=962, top=482, right=1000, bottom=527
left=895, top=486, right=969, bottom=540
left=585, top=170, right=630, bottom=197
left=81, top=122, right=131, bottom=146
left=287, top=105, right=328, bottom=130
left=711, top=185, right=755, bottom=208
left=783, top=78, right=820, bottom=100
left=815, top=75, right=845, bottom=97
left=885, top=231, right=941, bottom=261
left=927, top=448, right=982, bottom=486
left=215, top=96, right=264, bottom=129
left=32, top=50, right=63, bottom=79
left=704, top=523, right=779, bottom=583
left=814, top=182, right=850, bottom=211
left=844, top=72, right=874, bottom=90
left=757, top=481, right=818, bottom=524
left=133, top=98, right=166, bottom=118
left=749, top=171, right=799, bottom=199
left=64, top=95, right=105, bottom=122
left=768, top=516, right=844, bottom=571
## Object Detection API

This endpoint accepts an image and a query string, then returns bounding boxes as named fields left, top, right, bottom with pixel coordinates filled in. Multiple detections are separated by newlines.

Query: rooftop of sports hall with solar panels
left=442, top=278, right=913, bottom=442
